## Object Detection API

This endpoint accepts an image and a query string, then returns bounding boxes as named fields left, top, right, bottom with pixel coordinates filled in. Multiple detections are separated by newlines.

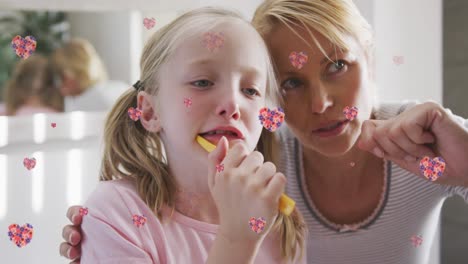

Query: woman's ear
left=137, top=91, right=162, bottom=133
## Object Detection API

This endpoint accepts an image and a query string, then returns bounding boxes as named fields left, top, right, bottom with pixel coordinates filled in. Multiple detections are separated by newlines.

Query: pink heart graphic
left=259, top=107, right=285, bottom=132
left=79, top=207, right=88, bottom=216
left=23, top=157, right=36, bottom=170
left=51, top=122, right=56, bottom=128
left=132, top=214, right=147, bottom=227
left=184, top=97, right=192, bottom=108
left=289, top=51, right=308, bottom=70
left=8, top=223, right=34, bottom=248
left=249, top=217, right=266, bottom=234
left=203, top=32, right=225, bottom=52
left=11, top=35, right=37, bottom=59
left=143, top=17, right=156, bottom=30
left=410, top=234, right=423, bottom=247
left=127, top=107, right=142, bottom=121
left=343, top=106, right=358, bottom=121
left=393, top=56, right=404, bottom=65
left=216, top=163, right=224, bottom=173
left=419, top=156, right=446, bottom=181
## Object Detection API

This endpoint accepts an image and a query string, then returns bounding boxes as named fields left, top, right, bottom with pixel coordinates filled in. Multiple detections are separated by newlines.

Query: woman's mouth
left=312, top=120, right=349, bottom=138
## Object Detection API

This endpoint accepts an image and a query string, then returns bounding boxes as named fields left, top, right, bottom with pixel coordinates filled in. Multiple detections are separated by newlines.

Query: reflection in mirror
left=0, top=10, right=177, bottom=116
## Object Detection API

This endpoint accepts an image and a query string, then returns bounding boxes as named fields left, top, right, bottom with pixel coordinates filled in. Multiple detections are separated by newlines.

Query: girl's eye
left=281, top=78, right=303, bottom=90
left=191, top=80, right=213, bottom=88
left=328, top=60, right=347, bottom=74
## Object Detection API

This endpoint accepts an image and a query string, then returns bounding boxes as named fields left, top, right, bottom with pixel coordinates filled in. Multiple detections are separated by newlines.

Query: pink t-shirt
left=81, top=179, right=305, bottom=264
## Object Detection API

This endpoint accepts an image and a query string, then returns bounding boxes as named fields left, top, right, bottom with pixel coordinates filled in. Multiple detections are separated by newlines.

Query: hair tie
left=133, top=80, right=143, bottom=90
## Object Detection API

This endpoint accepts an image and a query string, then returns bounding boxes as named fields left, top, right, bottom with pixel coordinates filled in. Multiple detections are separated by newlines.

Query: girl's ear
left=137, top=91, right=162, bottom=133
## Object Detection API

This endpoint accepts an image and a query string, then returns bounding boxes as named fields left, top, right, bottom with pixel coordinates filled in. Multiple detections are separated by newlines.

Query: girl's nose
left=216, top=98, right=241, bottom=121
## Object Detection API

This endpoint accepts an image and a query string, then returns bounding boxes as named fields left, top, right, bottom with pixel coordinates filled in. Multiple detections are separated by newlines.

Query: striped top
left=277, top=102, right=468, bottom=264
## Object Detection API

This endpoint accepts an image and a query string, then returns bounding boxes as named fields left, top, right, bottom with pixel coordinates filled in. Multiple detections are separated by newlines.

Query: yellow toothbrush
left=196, top=135, right=296, bottom=216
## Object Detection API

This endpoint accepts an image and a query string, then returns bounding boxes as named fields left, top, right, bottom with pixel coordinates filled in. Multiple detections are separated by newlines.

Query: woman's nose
left=309, top=85, right=333, bottom=114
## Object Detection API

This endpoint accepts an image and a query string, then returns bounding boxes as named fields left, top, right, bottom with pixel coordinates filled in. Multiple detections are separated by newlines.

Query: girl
left=77, top=6, right=305, bottom=264
left=62, top=1, right=468, bottom=263
left=3, top=54, right=64, bottom=116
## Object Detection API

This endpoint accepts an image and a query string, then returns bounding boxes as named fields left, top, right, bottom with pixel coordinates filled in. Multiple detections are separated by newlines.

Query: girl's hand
left=207, top=136, right=287, bottom=244
left=359, top=101, right=468, bottom=186
left=59, top=205, right=83, bottom=263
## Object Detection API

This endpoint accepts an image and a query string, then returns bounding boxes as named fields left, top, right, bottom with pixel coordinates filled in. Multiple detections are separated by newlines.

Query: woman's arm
left=359, top=101, right=468, bottom=186
left=60, top=205, right=83, bottom=263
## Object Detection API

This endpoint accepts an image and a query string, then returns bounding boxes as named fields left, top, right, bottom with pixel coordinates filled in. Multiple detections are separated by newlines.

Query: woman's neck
left=23, top=96, right=46, bottom=108
left=302, top=143, right=381, bottom=196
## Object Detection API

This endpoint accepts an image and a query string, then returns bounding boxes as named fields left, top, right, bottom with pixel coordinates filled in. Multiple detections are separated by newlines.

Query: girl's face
left=152, top=21, right=269, bottom=165
left=265, top=24, right=375, bottom=156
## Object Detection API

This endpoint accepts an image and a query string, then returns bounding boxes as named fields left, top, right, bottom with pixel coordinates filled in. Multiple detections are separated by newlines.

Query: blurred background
left=0, top=0, right=467, bottom=263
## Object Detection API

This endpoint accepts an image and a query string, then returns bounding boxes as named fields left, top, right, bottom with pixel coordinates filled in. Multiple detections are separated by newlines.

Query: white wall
left=67, top=11, right=137, bottom=85
left=373, top=0, right=443, bottom=103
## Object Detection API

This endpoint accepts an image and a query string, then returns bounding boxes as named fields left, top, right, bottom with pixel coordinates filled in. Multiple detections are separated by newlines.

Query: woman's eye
left=281, top=78, right=303, bottom=90
left=328, top=60, right=347, bottom=74
left=191, top=80, right=213, bottom=88
left=243, top=88, right=260, bottom=97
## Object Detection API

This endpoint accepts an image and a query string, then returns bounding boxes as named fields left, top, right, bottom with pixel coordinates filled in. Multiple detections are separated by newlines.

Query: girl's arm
left=206, top=232, right=261, bottom=264
left=205, top=137, right=287, bottom=264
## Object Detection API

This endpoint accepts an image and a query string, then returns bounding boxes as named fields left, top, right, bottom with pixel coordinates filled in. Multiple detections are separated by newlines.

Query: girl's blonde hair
left=99, top=6, right=305, bottom=261
left=252, top=0, right=375, bottom=70
left=4, top=54, right=64, bottom=115
left=50, top=38, right=108, bottom=93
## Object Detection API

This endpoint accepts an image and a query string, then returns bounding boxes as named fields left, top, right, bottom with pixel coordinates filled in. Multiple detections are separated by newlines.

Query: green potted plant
left=0, top=11, right=70, bottom=101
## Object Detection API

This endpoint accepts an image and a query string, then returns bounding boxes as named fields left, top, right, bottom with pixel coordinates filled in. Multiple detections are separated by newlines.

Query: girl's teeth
left=206, top=130, right=236, bottom=136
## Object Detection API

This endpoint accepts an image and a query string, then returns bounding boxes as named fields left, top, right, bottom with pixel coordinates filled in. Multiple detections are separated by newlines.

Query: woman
left=60, top=0, right=468, bottom=263
left=50, top=38, right=130, bottom=112
left=3, top=54, right=64, bottom=116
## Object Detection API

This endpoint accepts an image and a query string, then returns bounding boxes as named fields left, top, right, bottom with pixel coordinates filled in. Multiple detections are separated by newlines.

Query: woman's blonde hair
left=99, top=6, right=305, bottom=261
left=4, top=54, right=64, bottom=115
left=252, top=0, right=375, bottom=70
left=50, top=38, right=108, bottom=93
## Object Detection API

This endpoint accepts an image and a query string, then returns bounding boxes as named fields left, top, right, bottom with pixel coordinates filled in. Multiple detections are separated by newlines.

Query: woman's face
left=265, top=24, right=375, bottom=157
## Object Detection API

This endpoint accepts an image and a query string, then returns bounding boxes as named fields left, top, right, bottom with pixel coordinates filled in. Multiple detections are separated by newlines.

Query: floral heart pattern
left=132, top=214, right=147, bottom=227
left=419, top=156, right=446, bottom=181
left=23, top=157, right=36, bottom=170
left=203, top=32, right=225, bottom=52
left=51, top=122, right=56, bottom=128
left=127, top=107, right=142, bottom=121
left=259, top=107, right=285, bottom=132
left=289, top=51, right=308, bottom=70
left=343, top=106, right=358, bottom=121
left=143, top=17, right=156, bottom=29
left=216, top=163, right=224, bottom=173
left=393, top=56, right=404, bottom=66
left=11, top=35, right=37, bottom=59
left=184, top=97, right=192, bottom=108
left=8, top=223, right=34, bottom=248
left=79, top=207, right=88, bottom=216
left=249, top=217, right=266, bottom=234
left=410, top=234, right=423, bottom=247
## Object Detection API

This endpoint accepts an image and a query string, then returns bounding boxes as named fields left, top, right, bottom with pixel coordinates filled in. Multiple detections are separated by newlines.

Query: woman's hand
left=59, top=205, right=83, bottom=263
left=207, top=136, right=286, bottom=245
left=359, top=101, right=468, bottom=186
